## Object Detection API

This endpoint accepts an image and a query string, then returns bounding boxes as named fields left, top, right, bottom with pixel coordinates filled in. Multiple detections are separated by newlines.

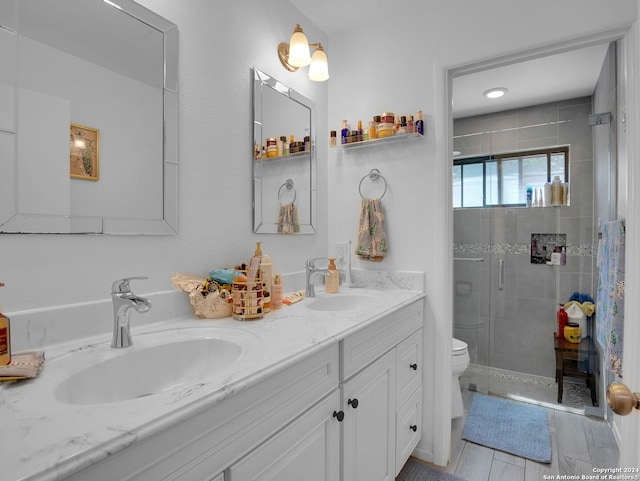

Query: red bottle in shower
left=557, top=304, right=568, bottom=340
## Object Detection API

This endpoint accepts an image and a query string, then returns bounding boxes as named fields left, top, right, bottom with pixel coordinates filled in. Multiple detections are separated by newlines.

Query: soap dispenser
left=325, top=258, right=339, bottom=294
left=0, top=282, right=11, bottom=366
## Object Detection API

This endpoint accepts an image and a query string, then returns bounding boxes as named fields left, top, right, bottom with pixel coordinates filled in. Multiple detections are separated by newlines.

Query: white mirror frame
left=0, top=0, right=178, bottom=235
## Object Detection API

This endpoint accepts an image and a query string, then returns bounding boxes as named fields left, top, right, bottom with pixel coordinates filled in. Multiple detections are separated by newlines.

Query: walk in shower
left=452, top=42, right=617, bottom=416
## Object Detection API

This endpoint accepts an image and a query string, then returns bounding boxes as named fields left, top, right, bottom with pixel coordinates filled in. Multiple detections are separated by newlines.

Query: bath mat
left=462, top=393, right=551, bottom=463
left=396, top=457, right=466, bottom=481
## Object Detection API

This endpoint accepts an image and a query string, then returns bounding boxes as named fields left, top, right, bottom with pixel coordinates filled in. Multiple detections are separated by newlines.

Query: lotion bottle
left=0, top=282, right=11, bottom=366
left=260, top=249, right=273, bottom=312
left=325, top=258, right=339, bottom=294
left=271, top=274, right=283, bottom=310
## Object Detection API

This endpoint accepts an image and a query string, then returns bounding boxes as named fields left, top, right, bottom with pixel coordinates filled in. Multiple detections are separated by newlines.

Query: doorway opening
left=450, top=38, right=620, bottom=420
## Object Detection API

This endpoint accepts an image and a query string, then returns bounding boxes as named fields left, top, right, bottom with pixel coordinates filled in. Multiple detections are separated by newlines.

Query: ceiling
left=287, top=0, right=610, bottom=119
left=451, top=43, right=610, bottom=118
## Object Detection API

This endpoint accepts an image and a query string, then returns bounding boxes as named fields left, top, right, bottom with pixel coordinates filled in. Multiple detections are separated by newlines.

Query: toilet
left=451, top=338, right=470, bottom=418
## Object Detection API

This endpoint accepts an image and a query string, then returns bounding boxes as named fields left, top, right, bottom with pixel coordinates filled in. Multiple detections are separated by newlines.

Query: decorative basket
left=171, top=273, right=232, bottom=320
left=189, top=289, right=232, bottom=319
left=231, top=269, right=264, bottom=320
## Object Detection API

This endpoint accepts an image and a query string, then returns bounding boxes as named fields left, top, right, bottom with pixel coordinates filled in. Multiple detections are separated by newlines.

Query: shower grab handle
left=453, top=257, right=484, bottom=262
left=498, top=259, right=504, bottom=291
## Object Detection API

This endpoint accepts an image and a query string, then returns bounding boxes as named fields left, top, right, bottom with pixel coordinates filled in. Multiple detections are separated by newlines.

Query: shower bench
left=554, top=333, right=598, bottom=406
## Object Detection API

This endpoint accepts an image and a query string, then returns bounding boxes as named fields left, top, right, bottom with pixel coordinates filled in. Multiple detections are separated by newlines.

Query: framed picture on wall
left=69, top=123, right=99, bottom=181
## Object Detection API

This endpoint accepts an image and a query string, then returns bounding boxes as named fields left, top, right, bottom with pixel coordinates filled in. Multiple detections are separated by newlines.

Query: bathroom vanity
left=1, top=288, right=424, bottom=481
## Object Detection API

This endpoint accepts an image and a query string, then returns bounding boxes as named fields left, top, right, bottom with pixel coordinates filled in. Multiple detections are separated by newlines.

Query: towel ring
left=278, top=178, right=296, bottom=203
left=358, top=169, right=387, bottom=200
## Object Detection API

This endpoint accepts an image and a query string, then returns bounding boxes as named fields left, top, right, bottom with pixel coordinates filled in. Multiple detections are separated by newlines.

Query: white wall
left=326, top=0, right=636, bottom=466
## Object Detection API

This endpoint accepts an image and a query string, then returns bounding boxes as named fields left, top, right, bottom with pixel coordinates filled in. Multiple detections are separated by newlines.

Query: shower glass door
left=453, top=98, right=598, bottom=413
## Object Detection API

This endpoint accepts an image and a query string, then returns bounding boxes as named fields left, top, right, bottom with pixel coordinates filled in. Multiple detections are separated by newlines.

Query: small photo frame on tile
left=70, top=123, right=99, bottom=181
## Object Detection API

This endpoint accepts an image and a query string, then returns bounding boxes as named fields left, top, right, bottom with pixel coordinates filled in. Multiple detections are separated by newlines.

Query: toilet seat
left=452, top=338, right=468, bottom=355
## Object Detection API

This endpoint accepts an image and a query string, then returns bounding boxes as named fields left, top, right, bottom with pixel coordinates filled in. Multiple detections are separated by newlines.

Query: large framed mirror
left=0, top=0, right=178, bottom=234
left=253, top=68, right=316, bottom=234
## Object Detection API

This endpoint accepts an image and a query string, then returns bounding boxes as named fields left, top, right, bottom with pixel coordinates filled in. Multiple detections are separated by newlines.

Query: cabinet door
left=228, top=391, right=340, bottom=481
left=342, top=350, right=396, bottom=481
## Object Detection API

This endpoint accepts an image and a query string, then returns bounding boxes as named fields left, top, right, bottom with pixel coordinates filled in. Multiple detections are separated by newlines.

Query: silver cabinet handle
left=498, top=259, right=504, bottom=291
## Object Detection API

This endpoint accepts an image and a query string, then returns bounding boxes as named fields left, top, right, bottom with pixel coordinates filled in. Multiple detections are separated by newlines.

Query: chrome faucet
left=111, top=277, right=151, bottom=349
left=305, top=257, right=329, bottom=297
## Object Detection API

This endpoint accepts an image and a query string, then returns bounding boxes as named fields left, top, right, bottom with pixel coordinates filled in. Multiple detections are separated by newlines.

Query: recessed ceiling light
left=483, top=87, right=508, bottom=99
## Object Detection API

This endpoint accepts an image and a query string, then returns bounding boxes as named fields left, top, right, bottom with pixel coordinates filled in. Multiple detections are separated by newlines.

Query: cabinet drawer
left=396, top=329, right=422, bottom=405
left=395, top=386, right=422, bottom=476
left=341, top=300, right=423, bottom=380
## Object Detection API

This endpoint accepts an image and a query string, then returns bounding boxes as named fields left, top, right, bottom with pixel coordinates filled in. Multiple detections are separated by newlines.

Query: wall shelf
left=255, top=150, right=311, bottom=162
left=337, top=132, right=423, bottom=150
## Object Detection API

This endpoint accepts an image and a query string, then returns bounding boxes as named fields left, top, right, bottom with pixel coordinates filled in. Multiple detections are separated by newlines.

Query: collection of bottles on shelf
left=526, top=176, right=569, bottom=207
left=254, top=132, right=312, bottom=160
left=330, top=110, right=424, bottom=147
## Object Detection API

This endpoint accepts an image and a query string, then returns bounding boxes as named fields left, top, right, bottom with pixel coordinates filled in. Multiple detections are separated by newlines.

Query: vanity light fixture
left=278, top=24, right=329, bottom=82
left=483, top=87, right=508, bottom=99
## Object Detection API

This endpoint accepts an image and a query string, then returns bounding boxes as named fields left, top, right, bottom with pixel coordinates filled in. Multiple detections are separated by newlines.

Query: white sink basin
left=306, top=291, right=390, bottom=311
left=54, top=327, right=256, bottom=405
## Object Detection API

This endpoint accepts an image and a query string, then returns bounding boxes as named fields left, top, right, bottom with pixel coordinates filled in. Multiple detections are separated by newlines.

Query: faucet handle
left=111, top=276, right=148, bottom=294
left=306, top=257, right=328, bottom=269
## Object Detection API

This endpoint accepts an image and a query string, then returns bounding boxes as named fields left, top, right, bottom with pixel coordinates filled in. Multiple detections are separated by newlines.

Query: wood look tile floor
left=447, top=390, right=619, bottom=481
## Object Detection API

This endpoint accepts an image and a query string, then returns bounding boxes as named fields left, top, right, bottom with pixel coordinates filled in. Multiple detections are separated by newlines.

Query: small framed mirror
left=252, top=68, right=316, bottom=234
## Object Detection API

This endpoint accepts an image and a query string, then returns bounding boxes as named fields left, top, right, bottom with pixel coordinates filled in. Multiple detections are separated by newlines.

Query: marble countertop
left=1, top=288, right=424, bottom=481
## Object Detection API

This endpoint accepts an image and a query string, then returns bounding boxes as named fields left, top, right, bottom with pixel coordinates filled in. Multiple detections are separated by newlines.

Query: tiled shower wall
left=453, top=96, right=595, bottom=378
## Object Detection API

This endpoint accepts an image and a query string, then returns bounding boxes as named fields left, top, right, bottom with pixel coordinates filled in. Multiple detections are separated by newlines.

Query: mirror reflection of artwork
left=69, top=123, right=99, bottom=180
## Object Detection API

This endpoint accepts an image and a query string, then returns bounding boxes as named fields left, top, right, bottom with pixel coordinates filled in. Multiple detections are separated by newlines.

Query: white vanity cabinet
left=229, top=299, right=423, bottom=481
left=64, top=299, right=423, bottom=481
left=340, top=300, right=423, bottom=481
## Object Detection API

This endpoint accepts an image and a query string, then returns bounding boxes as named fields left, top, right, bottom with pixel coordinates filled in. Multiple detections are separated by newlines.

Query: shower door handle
left=498, top=259, right=504, bottom=291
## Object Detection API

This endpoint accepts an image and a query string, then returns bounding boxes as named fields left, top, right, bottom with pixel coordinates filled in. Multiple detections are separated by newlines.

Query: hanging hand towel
left=596, top=219, right=625, bottom=377
left=356, top=198, right=388, bottom=261
left=277, top=202, right=300, bottom=234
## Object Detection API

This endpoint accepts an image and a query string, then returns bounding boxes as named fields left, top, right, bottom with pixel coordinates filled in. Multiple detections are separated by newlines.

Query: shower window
left=453, top=146, right=568, bottom=208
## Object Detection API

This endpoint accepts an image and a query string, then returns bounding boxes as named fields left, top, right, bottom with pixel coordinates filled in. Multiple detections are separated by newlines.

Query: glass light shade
left=288, top=26, right=311, bottom=67
left=483, top=87, right=508, bottom=99
left=308, top=46, right=329, bottom=82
